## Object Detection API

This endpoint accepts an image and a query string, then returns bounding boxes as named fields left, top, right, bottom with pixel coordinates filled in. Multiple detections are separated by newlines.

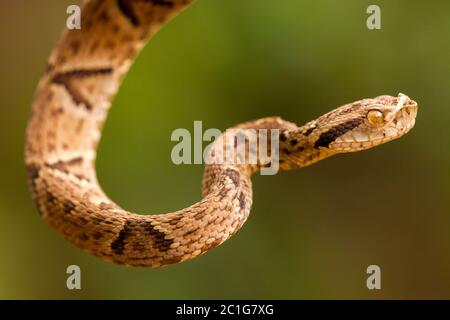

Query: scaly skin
left=25, top=0, right=418, bottom=267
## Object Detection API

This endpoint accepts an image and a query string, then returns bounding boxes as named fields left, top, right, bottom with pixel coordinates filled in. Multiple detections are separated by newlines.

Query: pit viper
left=25, top=0, right=418, bottom=267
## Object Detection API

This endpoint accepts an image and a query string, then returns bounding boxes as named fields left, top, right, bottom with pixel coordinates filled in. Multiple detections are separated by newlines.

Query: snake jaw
left=326, top=93, right=418, bottom=152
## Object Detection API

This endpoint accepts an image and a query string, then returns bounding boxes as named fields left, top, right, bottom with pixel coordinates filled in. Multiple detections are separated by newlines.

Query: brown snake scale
left=25, top=0, right=418, bottom=267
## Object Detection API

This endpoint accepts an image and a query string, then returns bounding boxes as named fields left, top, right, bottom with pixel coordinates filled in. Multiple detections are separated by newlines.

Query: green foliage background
left=1, top=0, right=450, bottom=299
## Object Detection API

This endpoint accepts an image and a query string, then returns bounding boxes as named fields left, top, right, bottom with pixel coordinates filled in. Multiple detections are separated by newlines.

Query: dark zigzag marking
left=144, top=222, right=173, bottom=252
left=44, top=157, right=90, bottom=182
left=52, top=67, right=113, bottom=111
left=117, top=0, right=175, bottom=27
left=111, top=220, right=132, bottom=254
left=314, top=117, right=365, bottom=149
left=238, top=192, right=246, bottom=211
left=304, top=126, right=315, bottom=136
left=117, top=0, right=139, bottom=26
left=224, top=168, right=240, bottom=187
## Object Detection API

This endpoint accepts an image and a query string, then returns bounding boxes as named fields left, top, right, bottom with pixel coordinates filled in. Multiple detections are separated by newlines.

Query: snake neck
left=278, top=126, right=337, bottom=170
left=203, top=117, right=337, bottom=176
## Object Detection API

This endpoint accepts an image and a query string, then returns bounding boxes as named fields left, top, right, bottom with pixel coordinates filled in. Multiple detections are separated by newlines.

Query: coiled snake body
left=25, top=0, right=418, bottom=267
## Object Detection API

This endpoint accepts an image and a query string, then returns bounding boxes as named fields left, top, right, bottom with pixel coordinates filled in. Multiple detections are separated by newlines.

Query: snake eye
left=367, top=110, right=384, bottom=125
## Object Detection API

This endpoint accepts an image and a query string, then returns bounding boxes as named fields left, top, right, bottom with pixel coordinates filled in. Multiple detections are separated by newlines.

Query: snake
left=25, top=0, right=418, bottom=267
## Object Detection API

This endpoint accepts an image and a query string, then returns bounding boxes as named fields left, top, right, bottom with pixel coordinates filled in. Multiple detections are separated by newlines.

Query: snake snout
left=405, top=99, right=418, bottom=108
left=391, top=99, right=418, bottom=139
left=401, top=98, right=418, bottom=116
left=398, top=98, right=418, bottom=119
left=392, top=93, right=418, bottom=124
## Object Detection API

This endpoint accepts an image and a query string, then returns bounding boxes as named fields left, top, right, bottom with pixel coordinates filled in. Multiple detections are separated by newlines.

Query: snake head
left=313, top=93, right=418, bottom=152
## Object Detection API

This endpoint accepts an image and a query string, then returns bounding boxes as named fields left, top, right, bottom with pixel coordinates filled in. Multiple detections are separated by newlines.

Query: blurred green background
left=1, top=0, right=450, bottom=299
